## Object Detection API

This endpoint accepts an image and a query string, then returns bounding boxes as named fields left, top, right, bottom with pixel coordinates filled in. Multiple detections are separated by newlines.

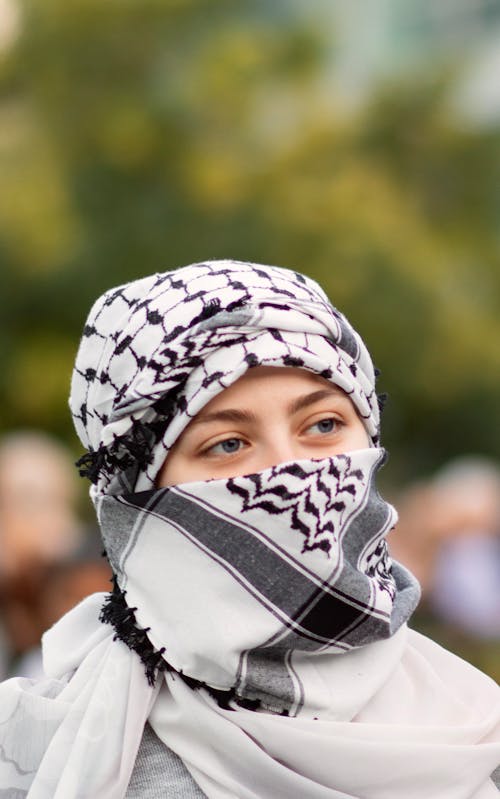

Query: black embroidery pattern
left=227, top=455, right=366, bottom=556
left=361, top=537, right=397, bottom=600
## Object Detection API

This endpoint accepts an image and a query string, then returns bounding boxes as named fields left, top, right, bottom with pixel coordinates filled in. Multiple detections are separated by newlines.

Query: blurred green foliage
left=1, top=0, right=499, bottom=481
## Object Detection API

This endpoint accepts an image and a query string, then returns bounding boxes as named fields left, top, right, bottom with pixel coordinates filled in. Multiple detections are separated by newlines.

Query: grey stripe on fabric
left=119, top=487, right=390, bottom=645
left=297, top=488, right=392, bottom=643
left=235, top=647, right=302, bottom=714
left=490, top=764, right=500, bottom=790
left=252, top=565, right=419, bottom=657
left=100, top=489, right=169, bottom=581
left=99, top=497, right=140, bottom=580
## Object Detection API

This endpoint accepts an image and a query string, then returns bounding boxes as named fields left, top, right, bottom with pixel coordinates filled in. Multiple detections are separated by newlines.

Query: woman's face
left=157, top=366, right=369, bottom=486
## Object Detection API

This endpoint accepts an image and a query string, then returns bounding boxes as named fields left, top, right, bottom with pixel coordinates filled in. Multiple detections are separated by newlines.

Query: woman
left=1, top=259, right=499, bottom=798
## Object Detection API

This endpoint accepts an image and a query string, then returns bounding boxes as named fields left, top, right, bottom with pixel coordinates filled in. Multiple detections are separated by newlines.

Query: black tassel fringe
left=377, top=391, right=388, bottom=415
left=76, top=419, right=156, bottom=485
left=99, top=574, right=261, bottom=710
left=99, top=574, right=168, bottom=686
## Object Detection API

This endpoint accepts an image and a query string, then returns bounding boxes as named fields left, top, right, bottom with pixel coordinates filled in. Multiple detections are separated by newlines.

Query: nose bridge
left=261, top=426, right=299, bottom=469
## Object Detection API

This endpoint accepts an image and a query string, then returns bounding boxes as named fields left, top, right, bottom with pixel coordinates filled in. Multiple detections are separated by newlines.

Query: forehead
left=194, top=366, right=348, bottom=414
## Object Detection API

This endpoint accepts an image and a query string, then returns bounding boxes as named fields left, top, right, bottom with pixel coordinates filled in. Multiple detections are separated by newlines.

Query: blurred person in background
left=0, top=431, right=110, bottom=677
left=0, top=261, right=498, bottom=798
left=13, top=538, right=113, bottom=679
left=389, top=456, right=500, bottom=679
left=426, top=457, right=500, bottom=638
left=389, top=457, right=500, bottom=634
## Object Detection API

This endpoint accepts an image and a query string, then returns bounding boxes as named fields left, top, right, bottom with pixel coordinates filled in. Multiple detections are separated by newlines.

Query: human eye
left=204, top=437, right=246, bottom=457
left=305, top=416, right=341, bottom=436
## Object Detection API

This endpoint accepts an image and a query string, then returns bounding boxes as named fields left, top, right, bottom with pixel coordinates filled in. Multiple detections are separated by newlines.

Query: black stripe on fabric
left=296, top=585, right=368, bottom=641
left=176, top=484, right=392, bottom=629
left=121, top=487, right=379, bottom=642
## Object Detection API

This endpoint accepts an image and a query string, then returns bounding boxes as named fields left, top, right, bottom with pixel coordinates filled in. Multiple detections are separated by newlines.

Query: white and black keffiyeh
left=1, top=260, right=499, bottom=799
left=97, top=448, right=416, bottom=711
left=69, top=260, right=380, bottom=496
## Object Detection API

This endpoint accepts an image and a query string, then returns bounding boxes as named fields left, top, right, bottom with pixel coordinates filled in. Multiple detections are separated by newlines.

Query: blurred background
left=0, top=0, right=498, bottom=679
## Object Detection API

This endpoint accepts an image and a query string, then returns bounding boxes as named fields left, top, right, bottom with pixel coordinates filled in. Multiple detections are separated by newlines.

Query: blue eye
left=211, top=438, right=243, bottom=454
left=312, top=418, right=335, bottom=434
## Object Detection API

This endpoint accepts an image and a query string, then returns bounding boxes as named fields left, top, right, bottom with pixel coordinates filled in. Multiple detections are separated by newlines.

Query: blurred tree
left=0, top=0, right=498, bottom=480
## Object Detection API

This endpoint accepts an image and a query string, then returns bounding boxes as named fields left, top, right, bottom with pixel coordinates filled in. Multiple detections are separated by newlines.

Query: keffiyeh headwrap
left=1, top=260, right=499, bottom=799
left=70, top=259, right=380, bottom=495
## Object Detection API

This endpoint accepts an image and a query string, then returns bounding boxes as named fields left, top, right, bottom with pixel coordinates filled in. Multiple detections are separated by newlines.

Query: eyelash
left=203, top=415, right=343, bottom=457
left=307, top=417, right=337, bottom=435
left=207, top=438, right=245, bottom=456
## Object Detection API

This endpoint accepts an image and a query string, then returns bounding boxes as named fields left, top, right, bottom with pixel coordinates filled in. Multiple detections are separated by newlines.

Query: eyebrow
left=190, top=386, right=348, bottom=428
left=189, top=408, right=258, bottom=426
left=288, top=387, right=348, bottom=415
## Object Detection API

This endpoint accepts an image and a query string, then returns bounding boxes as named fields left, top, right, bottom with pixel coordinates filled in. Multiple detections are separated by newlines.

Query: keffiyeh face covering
left=2, top=260, right=499, bottom=799
left=98, top=449, right=414, bottom=714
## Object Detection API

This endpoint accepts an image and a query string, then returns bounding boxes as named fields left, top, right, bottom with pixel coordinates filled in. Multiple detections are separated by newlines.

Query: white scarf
left=1, top=602, right=499, bottom=797
left=1, top=260, right=498, bottom=797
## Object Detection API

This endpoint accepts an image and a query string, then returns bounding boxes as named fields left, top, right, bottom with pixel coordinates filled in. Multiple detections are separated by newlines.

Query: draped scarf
left=0, top=260, right=499, bottom=798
